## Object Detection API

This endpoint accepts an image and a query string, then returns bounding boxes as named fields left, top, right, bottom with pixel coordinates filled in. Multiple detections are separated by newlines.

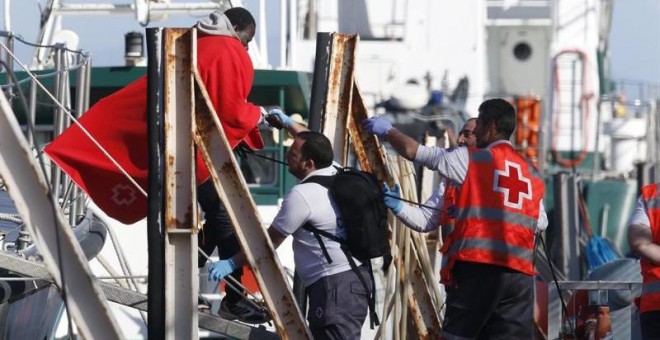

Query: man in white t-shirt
left=207, top=117, right=370, bottom=339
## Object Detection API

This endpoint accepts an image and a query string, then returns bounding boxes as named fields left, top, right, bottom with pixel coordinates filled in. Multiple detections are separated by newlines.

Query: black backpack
left=302, top=167, right=391, bottom=328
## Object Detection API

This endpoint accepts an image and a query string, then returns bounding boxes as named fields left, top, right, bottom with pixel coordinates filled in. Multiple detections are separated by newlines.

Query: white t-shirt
left=628, top=196, right=651, bottom=228
left=413, top=141, right=549, bottom=232
left=271, top=165, right=357, bottom=287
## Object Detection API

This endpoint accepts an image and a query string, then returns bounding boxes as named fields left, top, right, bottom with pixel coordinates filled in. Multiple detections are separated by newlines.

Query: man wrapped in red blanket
left=45, top=7, right=277, bottom=323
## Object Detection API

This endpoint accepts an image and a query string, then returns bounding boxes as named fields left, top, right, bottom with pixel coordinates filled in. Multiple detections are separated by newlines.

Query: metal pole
left=308, top=32, right=332, bottom=132
left=146, top=26, right=165, bottom=340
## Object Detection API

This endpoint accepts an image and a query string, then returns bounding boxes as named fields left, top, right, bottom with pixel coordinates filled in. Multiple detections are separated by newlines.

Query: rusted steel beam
left=321, top=33, right=357, bottom=165
left=192, top=70, right=311, bottom=339
left=347, top=83, right=395, bottom=187
left=162, top=28, right=198, bottom=339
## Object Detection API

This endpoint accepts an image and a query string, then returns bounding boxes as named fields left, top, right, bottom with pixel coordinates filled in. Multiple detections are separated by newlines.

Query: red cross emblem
left=493, top=160, right=532, bottom=209
left=111, top=183, right=138, bottom=206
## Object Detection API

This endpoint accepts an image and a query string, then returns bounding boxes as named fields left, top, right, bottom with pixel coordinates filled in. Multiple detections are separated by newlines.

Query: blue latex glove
left=208, top=258, right=238, bottom=282
left=383, top=183, right=403, bottom=214
left=363, top=116, right=393, bottom=137
left=266, top=108, right=293, bottom=128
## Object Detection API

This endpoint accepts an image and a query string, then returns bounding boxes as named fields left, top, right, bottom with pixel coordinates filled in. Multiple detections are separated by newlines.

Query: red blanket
left=45, top=35, right=263, bottom=224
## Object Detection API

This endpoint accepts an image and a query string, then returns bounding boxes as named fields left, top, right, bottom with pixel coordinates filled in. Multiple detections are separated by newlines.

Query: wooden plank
left=192, top=69, right=311, bottom=339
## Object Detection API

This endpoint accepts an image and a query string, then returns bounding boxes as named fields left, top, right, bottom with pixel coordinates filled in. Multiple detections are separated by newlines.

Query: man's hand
left=383, top=183, right=403, bottom=214
left=363, top=116, right=393, bottom=137
left=265, top=107, right=292, bottom=129
left=208, top=258, right=238, bottom=281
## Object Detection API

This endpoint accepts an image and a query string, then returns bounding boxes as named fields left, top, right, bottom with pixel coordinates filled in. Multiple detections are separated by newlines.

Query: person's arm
left=362, top=116, right=419, bottom=161
left=363, top=116, right=469, bottom=182
left=209, top=189, right=309, bottom=281
left=444, top=126, right=458, bottom=148
left=383, top=183, right=443, bottom=232
left=265, top=107, right=308, bottom=135
left=627, top=196, right=660, bottom=264
left=286, top=120, right=308, bottom=135
left=536, top=199, right=549, bottom=234
left=385, top=128, right=420, bottom=161
left=395, top=187, right=444, bottom=232
left=629, top=224, right=660, bottom=265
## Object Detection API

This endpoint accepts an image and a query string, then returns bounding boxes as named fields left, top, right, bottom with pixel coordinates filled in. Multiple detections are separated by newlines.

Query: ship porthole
left=513, top=42, right=532, bottom=61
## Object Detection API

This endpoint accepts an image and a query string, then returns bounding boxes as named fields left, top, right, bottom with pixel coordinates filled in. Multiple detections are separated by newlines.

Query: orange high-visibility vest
left=438, top=178, right=459, bottom=283
left=439, top=178, right=459, bottom=252
left=446, top=143, right=544, bottom=278
left=639, top=183, right=660, bottom=313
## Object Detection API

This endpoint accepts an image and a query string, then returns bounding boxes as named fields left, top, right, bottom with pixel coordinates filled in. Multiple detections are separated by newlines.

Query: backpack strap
left=339, top=247, right=380, bottom=328
left=300, top=175, right=343, bottom=264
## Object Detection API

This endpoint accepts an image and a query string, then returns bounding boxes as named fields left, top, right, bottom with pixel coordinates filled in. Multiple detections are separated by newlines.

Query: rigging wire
left=12, top=33, right=88, bottom=56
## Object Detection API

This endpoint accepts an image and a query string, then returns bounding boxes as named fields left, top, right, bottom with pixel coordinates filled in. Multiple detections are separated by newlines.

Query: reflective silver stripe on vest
left=645, top=197, right=660, bottom=210
left=470, top=150, right=493, bottom=163
left=442, top=223, right=454, bottom=239
left=455, top=207, right=537, bottom=232
left=447, top=237, right=534, bottom=263
left=642, top=281, right=660, bottom=296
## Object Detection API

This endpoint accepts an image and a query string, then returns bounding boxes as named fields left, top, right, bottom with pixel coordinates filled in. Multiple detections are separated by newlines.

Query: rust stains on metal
left=407, top=294, right=429, bottom=340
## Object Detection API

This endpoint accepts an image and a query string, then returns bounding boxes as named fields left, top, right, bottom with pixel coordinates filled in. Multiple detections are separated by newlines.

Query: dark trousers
left=442, top=261, right=534, bottom=340
left=306, top=266, right=370, bottom=340
left=197, top=180, right=243, bottom=303
left=641, top=310, right=660, bottom=340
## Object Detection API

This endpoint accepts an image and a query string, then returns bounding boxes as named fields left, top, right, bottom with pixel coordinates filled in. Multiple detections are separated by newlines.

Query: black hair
left=224, top=7, right=256, bottom=31
left=297, top=131, right=334, bottom=169
left=478, top=98, right=516, bottom=139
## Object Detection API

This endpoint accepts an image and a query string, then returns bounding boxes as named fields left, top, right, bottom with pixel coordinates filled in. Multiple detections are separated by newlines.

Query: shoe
left=218, top=298, right=271, bottom=324
left=198, top=296, right=212, bottom=311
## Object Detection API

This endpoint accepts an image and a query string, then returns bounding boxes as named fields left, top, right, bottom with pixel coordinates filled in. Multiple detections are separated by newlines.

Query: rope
left=236, top=146, right=288, bottom=165
left=0, top=42, right=147, bottom=198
